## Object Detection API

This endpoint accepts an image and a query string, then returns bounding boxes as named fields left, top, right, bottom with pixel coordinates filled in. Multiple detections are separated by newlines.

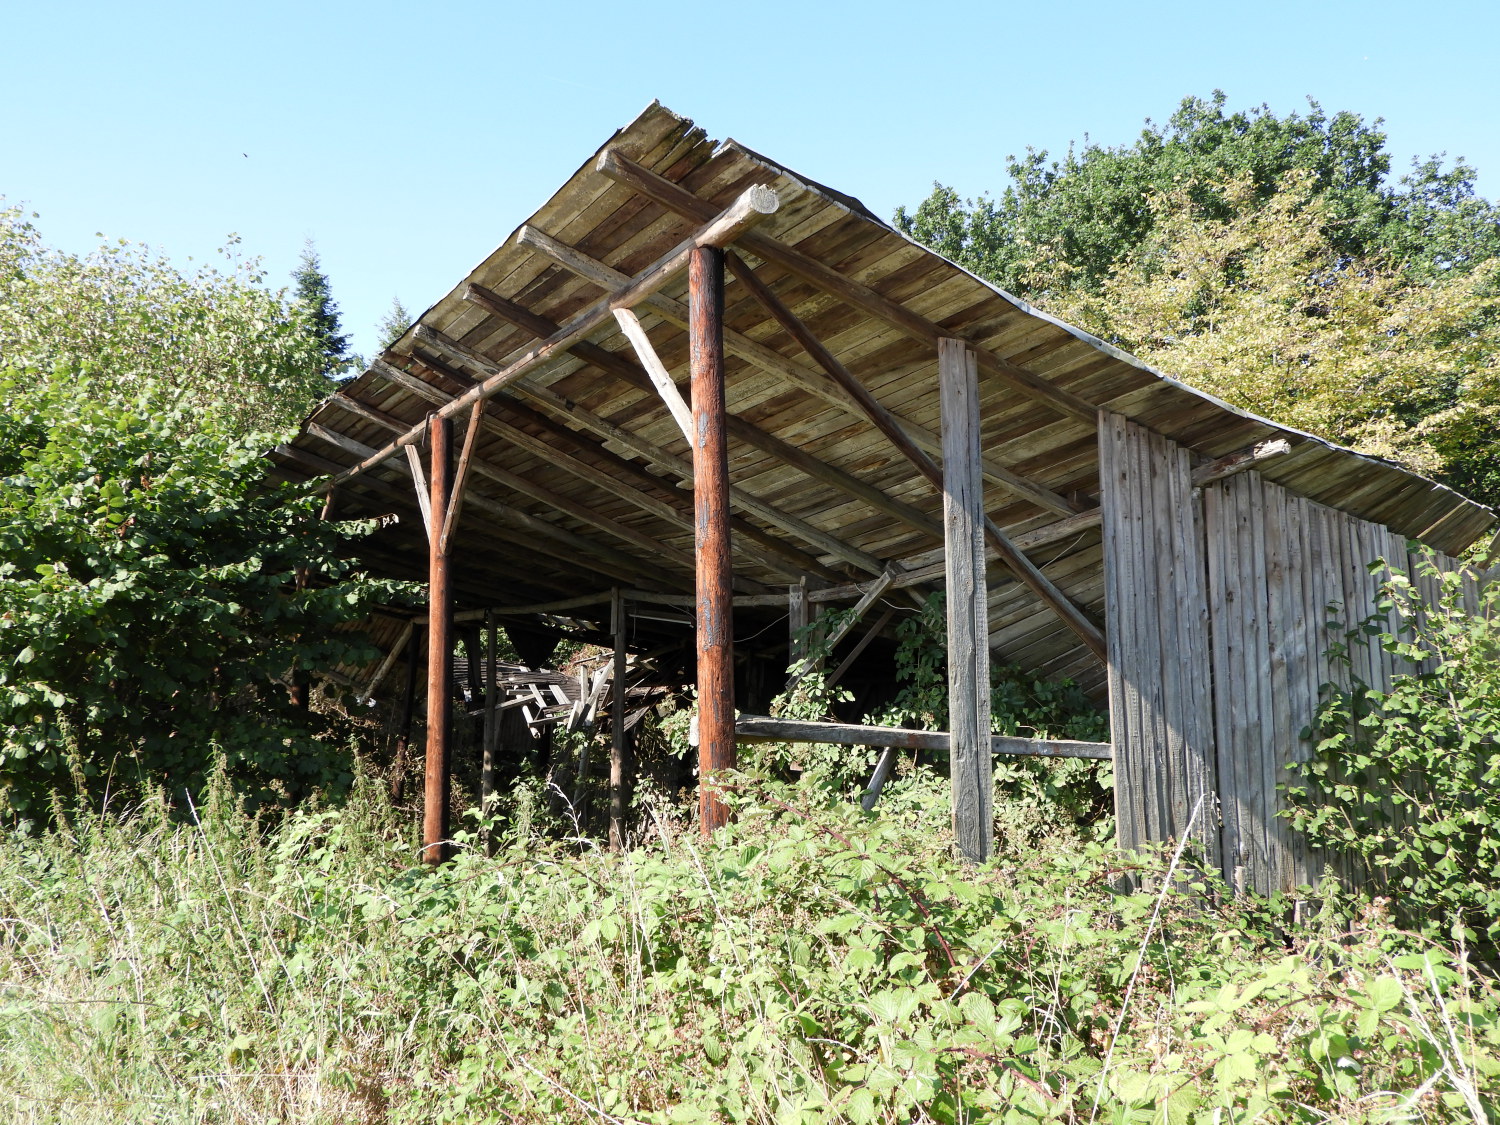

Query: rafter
left=327, top=182, right=778, bottom=488
left=596, top=149, right=1099, bottom=425
left=515, top=223, right=1077, bottom=518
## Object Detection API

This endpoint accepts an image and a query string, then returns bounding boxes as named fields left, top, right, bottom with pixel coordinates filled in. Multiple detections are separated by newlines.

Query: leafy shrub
left=1285, top=557, right=1500, bottom=948
left=0, top=372, right=402, bottom=823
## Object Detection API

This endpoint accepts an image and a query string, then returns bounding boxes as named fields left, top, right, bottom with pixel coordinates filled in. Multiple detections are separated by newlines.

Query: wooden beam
left=729, top=252, right=1106, bottom=663
left=403, top=444, right=433, bottom=542
left=481, top=611, right=500, bottom=857
left=327, top=183, right=778, bottom=488
left=734, top=715, right=1112, bottom=760
left=828, top=607, right=895, bottom=687
left=692, top=245, right=736, bottom=836
left=789, top=567, right=895, bottom=685
left=515, top=225, right=1076, bottom=518
left=608, top=588, right=630, bottom=852
left=596, top=149, right=1098, bottom=424
left=460, top=288, right=896, bottom=574
left=611, top=308, right=694, bottom=444
left=439, top=401, right=484, bottom=553
left=941, top=338, right=993, bottom=864
left=1191, top=437, right=1294, bottom=487
left=423, top=413, right=454, bottom=865
left=361, top=620, right=414, bottom=701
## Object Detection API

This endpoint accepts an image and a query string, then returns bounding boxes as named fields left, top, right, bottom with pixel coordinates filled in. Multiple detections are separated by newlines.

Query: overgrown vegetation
left=1, top=769, right=1496, bottom=1124
left=1287, top=559, right=1500, bottom=951
left=0, top=206, right=396, bottom=824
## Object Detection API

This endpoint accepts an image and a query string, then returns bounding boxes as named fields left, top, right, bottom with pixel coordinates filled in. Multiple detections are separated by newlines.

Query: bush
left=1285, top=557, right=1500, bottom=948
left=0, top=371, right=403, bottom=823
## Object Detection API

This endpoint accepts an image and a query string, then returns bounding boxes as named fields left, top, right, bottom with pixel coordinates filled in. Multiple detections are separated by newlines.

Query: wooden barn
left=271, top=103, right=1494, bottom=894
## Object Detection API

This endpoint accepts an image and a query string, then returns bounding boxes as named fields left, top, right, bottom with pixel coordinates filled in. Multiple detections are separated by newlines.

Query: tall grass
left=0, top=768, right=1496, bottom=1123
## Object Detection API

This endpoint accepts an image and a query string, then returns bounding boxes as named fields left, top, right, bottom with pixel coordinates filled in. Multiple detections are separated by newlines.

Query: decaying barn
left=272, top=103, right=1495, bottom=894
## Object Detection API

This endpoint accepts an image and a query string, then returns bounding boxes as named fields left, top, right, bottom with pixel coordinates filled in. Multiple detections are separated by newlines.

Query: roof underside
left=273, top=103, right=1496, bottom=699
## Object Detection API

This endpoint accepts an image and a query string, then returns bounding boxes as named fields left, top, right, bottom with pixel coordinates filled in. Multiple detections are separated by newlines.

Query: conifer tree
left=376, top=295, right=413, bottom=352
left=292, top=239, right=351, bottom=377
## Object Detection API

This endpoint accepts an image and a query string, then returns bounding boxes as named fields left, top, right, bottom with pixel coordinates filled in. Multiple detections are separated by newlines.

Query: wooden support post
left=481, top=609, right=499, bottom=852
left=423, top=414, right=455, bottom=864
left=941, top=338, right=993, bottom=864
left=788, top=579, right=809, bottom=670
left=691, top=245, right=736, bottom=835
left=861, top=746, right=901, bottom=812
left=608, top=588, right=630, bottom=851
left=390, top=626, right=420, bottom=802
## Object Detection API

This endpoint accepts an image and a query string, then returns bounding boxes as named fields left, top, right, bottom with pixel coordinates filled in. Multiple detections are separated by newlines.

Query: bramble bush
left=1285, top=557, right=1500, bottom=949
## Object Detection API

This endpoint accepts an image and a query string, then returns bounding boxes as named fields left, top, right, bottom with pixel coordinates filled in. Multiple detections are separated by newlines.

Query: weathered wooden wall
left=1099, top=414, right=1219, bottom=867
left=1102, top=414, right=1479, bottom=897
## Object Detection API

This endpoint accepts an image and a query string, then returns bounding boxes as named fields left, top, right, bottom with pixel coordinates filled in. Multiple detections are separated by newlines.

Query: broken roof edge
left=710, top=132, right=1497, bottom=550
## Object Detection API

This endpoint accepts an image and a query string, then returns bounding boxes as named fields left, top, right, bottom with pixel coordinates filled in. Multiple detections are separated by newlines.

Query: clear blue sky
left=7, top=0, right=1498, bottom=359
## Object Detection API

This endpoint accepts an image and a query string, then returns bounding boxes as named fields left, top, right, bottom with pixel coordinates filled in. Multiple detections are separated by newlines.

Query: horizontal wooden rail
left=734, top=714, right=1112, bottom=760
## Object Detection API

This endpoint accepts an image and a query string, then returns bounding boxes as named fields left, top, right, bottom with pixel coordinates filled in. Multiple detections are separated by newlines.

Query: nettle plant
left=1284, top=557, right=1500, bottom=947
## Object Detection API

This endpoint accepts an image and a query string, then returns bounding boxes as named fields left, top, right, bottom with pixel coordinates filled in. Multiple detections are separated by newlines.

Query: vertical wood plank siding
left=1104, top=412, right=1477, bottom=897
left=1100, top=414, right=1219, bottom=862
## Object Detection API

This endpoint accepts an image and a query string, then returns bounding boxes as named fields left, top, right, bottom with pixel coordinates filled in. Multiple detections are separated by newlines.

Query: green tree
left=0, top=209, right=401, bottom=824
left=376, top=294, right=413, bottom=351
left=894, top=95, right=1500, bottom=505
left=894, top=91, right=1499, bottom=302
left=0, top=205, right=330, bottom=434
left=292, top=239, right=352, bottom=378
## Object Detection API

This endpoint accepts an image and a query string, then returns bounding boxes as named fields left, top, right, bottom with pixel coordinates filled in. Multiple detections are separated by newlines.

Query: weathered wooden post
left=939, top=338, right=993, bottom=863
left=390, top=625, right=420, bottom=802
left=608, top=587, right=631, bottom=851
left=690, top=244, right=736, bottom=835
left=423, top=414, right=454, bottom=864
left=481, top=609, right=499, bottom=854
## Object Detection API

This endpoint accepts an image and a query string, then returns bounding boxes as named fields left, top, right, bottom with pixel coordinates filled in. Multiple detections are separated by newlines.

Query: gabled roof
left=274, top=102, right=1495, bottom=698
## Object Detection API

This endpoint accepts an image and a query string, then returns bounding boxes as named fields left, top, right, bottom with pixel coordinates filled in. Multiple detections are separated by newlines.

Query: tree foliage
left=894, top=93, right=1500, bottom=504
left=291, top=239, right=352, bottom=378
left=376, top=294, right=413, bottom=352
left=0, top=205, right=332, bottom=435
left=0, top=209, right=399, bottom=824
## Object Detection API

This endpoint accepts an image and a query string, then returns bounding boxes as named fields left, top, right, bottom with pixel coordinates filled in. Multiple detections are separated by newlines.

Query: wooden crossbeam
left=1191, top=438, right=1294, bottom=487
left=326, top=183, right=778, bottom=489
left=516, top=224, right=1076, bottom=519
left=734, top=715, right=1112, bottom=760
left=596, top=149, right=1098, bottom=425
left=728, top=257, right=1107, bottom=663
left=439, top=401, right=484, bottom=553
left=463, top=285, right=930, bottom=563
left=611, top=308, right=694, bottom=443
